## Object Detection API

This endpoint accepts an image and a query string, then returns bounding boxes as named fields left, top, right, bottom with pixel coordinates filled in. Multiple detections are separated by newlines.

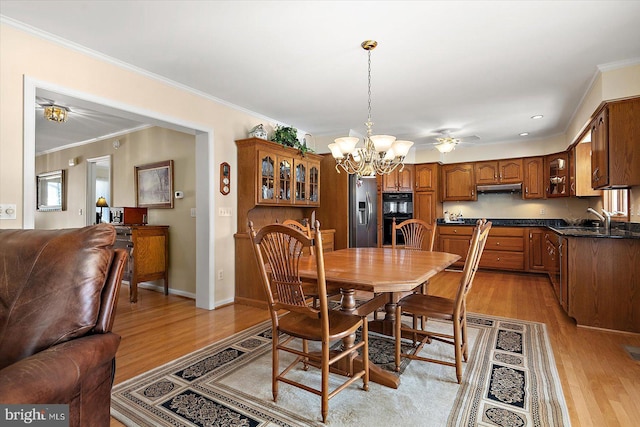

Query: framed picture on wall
left=135, top=160, right=174, bottom=208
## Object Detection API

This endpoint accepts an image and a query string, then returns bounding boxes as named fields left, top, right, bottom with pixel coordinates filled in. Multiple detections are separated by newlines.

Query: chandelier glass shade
left=44, top=105, right=68, bottom=123
left=329, top=41, right=413, bottom=177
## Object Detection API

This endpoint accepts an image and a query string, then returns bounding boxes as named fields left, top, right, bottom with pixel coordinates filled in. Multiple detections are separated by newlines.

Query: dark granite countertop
left=436, top=218, right=640, bottom=239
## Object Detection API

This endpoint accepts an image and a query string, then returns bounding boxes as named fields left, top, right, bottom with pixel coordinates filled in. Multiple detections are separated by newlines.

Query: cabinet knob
left=497, top=257, right=501, bottom=261
left=496, top=242, right=500, bottom=245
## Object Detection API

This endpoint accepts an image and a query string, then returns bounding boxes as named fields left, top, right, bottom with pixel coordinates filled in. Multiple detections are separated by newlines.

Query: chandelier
left=434, top=137, right=459, bottom=153
left=44, top=105, right=69, bottom=123
left=328, top=40, right=413, bottom=177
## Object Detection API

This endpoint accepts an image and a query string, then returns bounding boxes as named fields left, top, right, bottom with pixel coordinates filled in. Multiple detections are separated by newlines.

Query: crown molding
left=1, top=17, right=306, bottom=134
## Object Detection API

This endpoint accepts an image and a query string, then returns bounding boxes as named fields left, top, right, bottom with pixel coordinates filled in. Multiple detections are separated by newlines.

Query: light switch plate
left=0, top=204, right=17, bottom=220
left=218, top=207, right=232, bottom=217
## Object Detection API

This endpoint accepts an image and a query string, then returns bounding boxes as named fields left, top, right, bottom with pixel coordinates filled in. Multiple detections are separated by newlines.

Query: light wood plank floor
left=110, top=271, right=640, bottom=426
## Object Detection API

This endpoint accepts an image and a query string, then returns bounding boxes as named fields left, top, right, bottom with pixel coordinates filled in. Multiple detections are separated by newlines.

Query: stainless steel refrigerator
left=349, top=175, right=378, bottom=247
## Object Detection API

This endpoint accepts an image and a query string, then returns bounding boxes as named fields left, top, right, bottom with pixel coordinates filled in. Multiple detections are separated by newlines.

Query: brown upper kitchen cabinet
left=414, top=163, right=439, bottom=192
left=571, top=142, right=601, bottom=197
left=474, top=159, right=522, bottom=185
left=442, top=163, right=476, bottom=201
left=383, top=164, right=414, bottom=192
left=523, top=157, right=545, bottom=199
left=590, top=97, right=640, bottom=189
left=414, top=192, right=441, bottom=226
left=545, top=152, right=570, bottom=198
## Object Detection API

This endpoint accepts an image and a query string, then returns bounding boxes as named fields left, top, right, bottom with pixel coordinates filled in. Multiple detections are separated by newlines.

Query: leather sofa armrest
left=0, top=333, right=121, bottom=403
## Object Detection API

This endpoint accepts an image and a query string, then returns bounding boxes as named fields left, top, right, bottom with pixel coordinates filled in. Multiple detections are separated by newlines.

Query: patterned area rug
left=111, top=313, right=570, bottom=426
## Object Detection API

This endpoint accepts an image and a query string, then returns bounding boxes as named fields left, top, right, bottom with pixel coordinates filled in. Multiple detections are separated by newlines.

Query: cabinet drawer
left=486, top=236, right=524, bottom=252
left=320, top=230, right=335, bottom=252
left=438, top=226, right=473, bottom=236
left=487, top=227, right=524, bottom=237
left=480, top=250, right=525, bottom=270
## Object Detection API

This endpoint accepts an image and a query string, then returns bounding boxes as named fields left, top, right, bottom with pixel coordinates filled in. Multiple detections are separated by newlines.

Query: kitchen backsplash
left=443, top=192, right=593, bottom=221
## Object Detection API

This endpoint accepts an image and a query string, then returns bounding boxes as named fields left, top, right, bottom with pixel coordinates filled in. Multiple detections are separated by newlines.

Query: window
left=603, top=189, right=629, bottom=221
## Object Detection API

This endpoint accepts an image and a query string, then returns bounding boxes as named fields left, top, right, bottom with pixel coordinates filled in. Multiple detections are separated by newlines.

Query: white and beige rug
left=111, top=313, right=570, bottom=426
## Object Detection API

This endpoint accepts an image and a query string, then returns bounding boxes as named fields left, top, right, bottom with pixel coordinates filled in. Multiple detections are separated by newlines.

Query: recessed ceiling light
left=519, top=132, right=529, bottom=137
left=531, top=115, right=543, bottom=119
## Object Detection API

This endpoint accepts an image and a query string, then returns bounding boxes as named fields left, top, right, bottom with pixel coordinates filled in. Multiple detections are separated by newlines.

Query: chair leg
left=453, top=319, right=462, bottom=384
left=272, top=334, right=279, bottom=401
left=362, top=319, right=369, bottom=391
left=395, top=304, right=402, bottom=372
left=302, top=339, right=309, bottom=370
left=321, top=339, right=330, bottom=423
left=461, top=317, right=469, bottom=362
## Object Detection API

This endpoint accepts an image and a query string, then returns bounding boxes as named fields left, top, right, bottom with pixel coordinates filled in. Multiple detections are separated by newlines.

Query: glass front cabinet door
left=258, top=152, right=276, bottom=204
left=278, top=157, right=293, bottom=203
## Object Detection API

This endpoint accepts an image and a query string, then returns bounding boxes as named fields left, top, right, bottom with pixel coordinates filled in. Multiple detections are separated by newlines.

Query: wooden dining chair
left=249, top=221, right=369, bottom=423
left=394, top=218, right=492, bottom=383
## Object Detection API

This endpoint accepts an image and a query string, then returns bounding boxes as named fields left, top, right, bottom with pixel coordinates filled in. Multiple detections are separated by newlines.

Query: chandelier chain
left=367, top=49, right=372, bottom=126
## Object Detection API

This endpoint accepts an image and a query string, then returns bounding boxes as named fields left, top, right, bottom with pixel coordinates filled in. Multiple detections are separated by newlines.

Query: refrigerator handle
left=366, top=192, right=372, bottom=229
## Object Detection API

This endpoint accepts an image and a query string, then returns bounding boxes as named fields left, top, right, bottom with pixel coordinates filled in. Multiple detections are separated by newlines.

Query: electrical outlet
left=217, top=270, right=224, bottom=280
left=539, top=208, right=545, bottom=215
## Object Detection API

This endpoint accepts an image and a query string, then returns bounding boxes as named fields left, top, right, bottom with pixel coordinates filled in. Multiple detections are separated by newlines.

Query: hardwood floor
left=110, top=271, right=640, bottom=426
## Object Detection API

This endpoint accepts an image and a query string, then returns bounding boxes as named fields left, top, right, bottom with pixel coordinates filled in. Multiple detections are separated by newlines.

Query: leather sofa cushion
left=0, top=225, right=116, bottom=370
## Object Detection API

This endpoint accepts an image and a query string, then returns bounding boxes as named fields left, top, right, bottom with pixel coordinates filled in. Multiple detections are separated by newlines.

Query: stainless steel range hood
left=477, top=183, right=522, bottom=193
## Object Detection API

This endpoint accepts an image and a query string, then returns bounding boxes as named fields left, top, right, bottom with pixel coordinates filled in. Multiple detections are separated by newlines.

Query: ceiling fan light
left=435, top=141, right=456, bottom=153
left=44, top=105, right=68, bottom=123
left=369, top=134, right=396, bottom=153
left=391, top=140, right=414, bottom=157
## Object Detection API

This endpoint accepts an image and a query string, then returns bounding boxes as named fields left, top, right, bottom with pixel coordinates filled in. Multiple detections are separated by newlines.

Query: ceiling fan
left=429, top=128, right=479, bottom=153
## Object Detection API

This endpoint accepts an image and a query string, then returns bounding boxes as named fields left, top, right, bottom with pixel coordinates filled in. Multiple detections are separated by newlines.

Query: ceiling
left=2, top=1, right=640, bottom=154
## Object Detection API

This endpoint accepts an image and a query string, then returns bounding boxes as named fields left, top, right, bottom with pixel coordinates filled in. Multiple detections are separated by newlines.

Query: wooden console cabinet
left=114, top=225, right=169, bottom=303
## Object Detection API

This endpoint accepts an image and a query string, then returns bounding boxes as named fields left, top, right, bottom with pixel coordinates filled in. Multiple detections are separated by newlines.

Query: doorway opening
left=23, top=77, right=216, bottom=309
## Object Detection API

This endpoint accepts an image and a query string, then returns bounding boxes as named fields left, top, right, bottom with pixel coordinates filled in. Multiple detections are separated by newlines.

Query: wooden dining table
left=296, top=247, right=461, bottom=389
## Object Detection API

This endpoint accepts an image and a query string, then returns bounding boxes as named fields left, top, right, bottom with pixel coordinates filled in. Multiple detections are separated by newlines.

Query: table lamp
left=96, top=196, right=109, bottom=224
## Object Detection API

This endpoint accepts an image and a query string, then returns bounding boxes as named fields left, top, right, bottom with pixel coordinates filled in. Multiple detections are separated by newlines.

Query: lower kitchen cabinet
left=527, top=228, right=546, bottom=271
left=482, top=227, right=525, bottom=270
left=437, top=225, right=473, bottom=268
left=566, top=236, right=639, bottom=333
left=438, top=225, right=525, bottom=271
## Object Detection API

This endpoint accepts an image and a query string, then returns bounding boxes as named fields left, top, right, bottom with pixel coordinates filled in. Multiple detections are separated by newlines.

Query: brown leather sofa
left=0, top=224, right=126, bottom=427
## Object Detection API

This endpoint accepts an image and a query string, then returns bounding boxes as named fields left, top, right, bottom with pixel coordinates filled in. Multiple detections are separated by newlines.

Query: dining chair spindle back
left=392, top=218, right=437, bottom=252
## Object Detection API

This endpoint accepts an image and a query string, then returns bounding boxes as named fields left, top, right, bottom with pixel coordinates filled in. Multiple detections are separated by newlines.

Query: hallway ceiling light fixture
left=44, top=104, right=69, bottom=123
left=328, top=40, right=413, bottom=177
left=434, top=137, right=459, bottom=153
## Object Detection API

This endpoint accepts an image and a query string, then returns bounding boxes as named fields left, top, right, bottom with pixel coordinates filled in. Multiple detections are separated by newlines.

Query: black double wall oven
left=382, top=192, right=413, bottom=246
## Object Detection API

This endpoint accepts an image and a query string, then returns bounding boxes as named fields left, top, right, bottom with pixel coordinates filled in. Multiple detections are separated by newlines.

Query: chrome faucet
left=587, top=207, right=611, bottom=231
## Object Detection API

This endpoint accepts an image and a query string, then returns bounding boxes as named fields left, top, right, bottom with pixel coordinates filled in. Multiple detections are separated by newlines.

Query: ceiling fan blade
left=458, top=135, right=480, bottom=142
